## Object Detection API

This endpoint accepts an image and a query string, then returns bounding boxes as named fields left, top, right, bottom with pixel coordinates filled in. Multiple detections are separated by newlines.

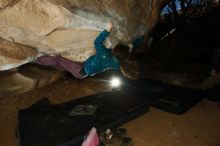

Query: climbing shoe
left=100, top=128, right=132, bottom=146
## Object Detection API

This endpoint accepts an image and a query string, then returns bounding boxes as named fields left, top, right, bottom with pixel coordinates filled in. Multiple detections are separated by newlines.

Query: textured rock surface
left=0, top=0, right=165, bottom=70
left=0, top=64, right=64, bottom=93
left=0, top=38, right=38, bottom=70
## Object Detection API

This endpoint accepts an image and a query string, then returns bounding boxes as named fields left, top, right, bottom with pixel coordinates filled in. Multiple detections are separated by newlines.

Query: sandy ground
left=0, top=77, right=220, bottom=146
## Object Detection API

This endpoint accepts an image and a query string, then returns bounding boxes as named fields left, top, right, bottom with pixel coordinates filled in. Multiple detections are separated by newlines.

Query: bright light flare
left=110, top=77, right=121, bottom=88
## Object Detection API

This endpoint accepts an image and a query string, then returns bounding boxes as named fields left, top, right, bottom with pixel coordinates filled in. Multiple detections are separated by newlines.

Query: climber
left=36, top=20, right=120, bottom=78
left=82, top=20, right=120, bottom=76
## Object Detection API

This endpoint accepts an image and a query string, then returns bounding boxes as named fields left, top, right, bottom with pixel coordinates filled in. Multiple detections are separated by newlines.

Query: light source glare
left=110, top=77, right=121, bottom=87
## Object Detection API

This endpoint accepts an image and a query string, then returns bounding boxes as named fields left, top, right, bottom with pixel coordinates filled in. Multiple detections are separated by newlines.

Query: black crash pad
left=94, top=91, right=148, bottom=121
left=119, top=79, right=205, bottom=114
left=205, top=86, right=220, bottom=102
left=17, top=92, right=148, bottom=146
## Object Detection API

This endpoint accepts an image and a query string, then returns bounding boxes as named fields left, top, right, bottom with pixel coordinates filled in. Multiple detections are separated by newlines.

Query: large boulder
left=0, top=38, right=38, bottom=70
left=0, top=64, right=64, bottom=93
left=0, top=0, right=165, bottom=71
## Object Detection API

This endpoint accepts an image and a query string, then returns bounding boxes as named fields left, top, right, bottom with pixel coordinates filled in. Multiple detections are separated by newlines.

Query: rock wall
left=0, top=38, right=38, bottom=70
left=0, top=0, right=165, bottom=70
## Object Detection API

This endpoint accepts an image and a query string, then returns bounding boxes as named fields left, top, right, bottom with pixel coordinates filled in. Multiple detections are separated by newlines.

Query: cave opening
left=137, top=0, right=220, bottom=88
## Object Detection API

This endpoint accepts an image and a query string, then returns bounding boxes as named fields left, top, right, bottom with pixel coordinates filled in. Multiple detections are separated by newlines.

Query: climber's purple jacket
left=83, top=30, right=120, bottom=76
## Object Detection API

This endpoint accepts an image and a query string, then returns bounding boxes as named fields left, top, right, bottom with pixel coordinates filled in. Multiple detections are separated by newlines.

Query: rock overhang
left=0, top=0, right=165, bottom=70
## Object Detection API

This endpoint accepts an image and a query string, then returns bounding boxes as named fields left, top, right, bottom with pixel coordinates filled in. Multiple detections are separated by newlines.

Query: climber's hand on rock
left=107, top=20, right=114, bottom=32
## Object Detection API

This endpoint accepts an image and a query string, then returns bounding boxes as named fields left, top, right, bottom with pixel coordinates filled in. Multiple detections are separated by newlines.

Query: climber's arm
left=94, top=30, right=110, bottom=52
left=94, top=20, right=114, bottom=52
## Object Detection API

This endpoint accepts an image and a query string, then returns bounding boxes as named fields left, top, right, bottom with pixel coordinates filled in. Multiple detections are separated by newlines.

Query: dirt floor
left=0, top=77, right=220, bottom=146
